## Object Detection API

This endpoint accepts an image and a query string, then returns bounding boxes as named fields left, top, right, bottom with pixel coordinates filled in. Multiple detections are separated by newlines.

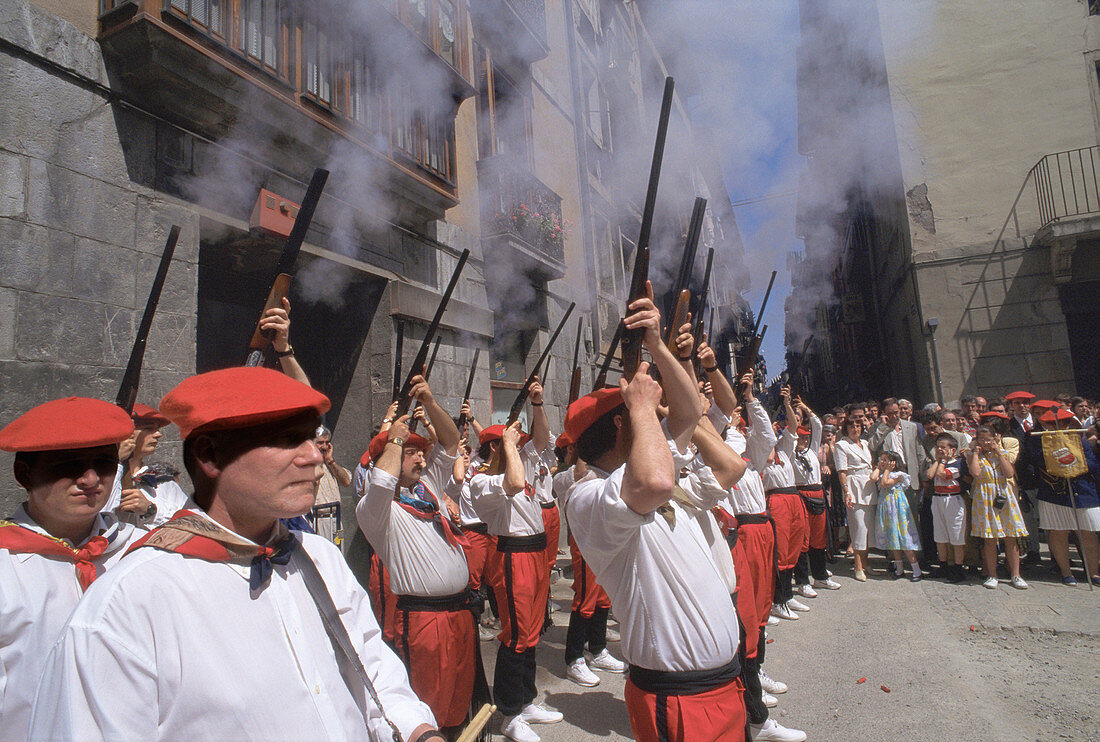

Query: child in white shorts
left=926, top=432, right=968, bottom=583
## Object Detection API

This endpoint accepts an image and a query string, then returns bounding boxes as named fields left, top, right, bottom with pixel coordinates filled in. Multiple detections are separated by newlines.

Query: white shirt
left=678, top=454, right=737, bottom=595
left=567, top=464, right=739, bottom=673
left=1, top=507, right=137, bottom=742
left=761, top=449, right=796, bottom=492
left=723, top=426, right=768, bottom=515
left=28, top=526, right=434, bottom=742
left=469, top=441, right=549, bottom=537
left=104, top=463, right=191, bottom=529
left=834, top=438, right=877, bottom=506
left=744, top=400, right=778, bottom=473
left=780, top=416, right=824, bottom=487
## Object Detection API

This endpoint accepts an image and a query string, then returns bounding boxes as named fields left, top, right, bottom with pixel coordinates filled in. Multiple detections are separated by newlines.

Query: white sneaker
left=766, top=614, right=780, bottom=626
left=813, top=577, right=842, bottom=590
left=983, top=576, right=998, bottom=589
left=787, top=597, right=811, bottom=612
left=751, top=718, right=808, bottom=742
left=770, top=603, right=798, bottom=621
left=502, top=715, right=540, bottom=742
left=590, top=648, right=626, bottom=673
left=825, top=569, right=833, bottom=577
left=759, top=669, right=788, bottom=694
left=605, top=626, right=621, bottom=642
left=479, top=625, right=497, bottom=642
left=1011, top=576, right=1029, bottom=590
left=520, top=703, right=563, bottom=724
left=762, top=691, right=778, bottom=708
left=796, top=583, right=818, bottom=598
left=566, top=658, right=600, bottom=687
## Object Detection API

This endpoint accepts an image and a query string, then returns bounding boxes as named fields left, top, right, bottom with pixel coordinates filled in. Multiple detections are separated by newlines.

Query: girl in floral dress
left=871, top=451, right=922, bottom=581
left=968, top=425, right=1029, bottom=590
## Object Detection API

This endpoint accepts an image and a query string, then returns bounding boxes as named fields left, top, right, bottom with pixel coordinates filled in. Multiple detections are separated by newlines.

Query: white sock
left=911, top=562, right=922, bottom=578
left=894, top=559, right=905, bottom=573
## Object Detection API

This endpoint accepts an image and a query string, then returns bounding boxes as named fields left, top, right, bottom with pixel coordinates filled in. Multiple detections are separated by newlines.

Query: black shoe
left=946, top=566, right=966, bottom=584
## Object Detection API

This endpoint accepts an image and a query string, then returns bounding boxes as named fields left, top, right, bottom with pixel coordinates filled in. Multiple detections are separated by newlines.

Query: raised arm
left=698, top=339, right=737, bottom=418
left=410, top=374, right=459, bottom=455
left=692, top=410, right=746, bottom=490
left=528, top=378, right=550, bottom=452
left=620, top=360, right=676, bottom=515
left=260, top=297, right=311, bottom=386
left=501, top=421, right=526, bottom=496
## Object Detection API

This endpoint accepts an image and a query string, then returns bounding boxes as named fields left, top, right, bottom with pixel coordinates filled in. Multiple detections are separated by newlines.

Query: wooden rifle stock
left=486, top=302, right=575, bottom=474
left=456, top=346, right=482, bottom=430
left=245, top=168, right=329, bottom=366
left=665, top=290, right=691, bottom=356
left=393, top=249, right=470, bottom=418
left=622, top=76, right=675, bottom=380
left=593, top=322, right=624, bottom=390
left=568, top=315, right=584, bottom=405
left=116, top=225, right=179, bottom=413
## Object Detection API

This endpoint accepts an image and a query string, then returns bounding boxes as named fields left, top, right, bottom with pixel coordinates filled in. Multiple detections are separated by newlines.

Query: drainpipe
left=926, top=317, right=944, bottom=406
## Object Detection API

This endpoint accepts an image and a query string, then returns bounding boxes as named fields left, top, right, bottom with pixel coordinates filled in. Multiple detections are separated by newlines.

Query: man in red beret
left=102, top=402, right=190, bottom=529
left=1005, top=391, right=1035, bottom=439
left=564, top=284, right=748, bottom=742
left=355, top=374, right=486, bottom=736
left=0, top=397, right=138, bottom=742
left=469, top=379, right=564, bottom=741
left=29, top=367, right=441, bottom=742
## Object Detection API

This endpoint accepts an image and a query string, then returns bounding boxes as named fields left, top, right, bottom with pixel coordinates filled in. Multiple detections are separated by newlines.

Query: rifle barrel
left=594, top=322, right=624, bottom=390
left=116, top=225, right=180, bottom=412
left=392, top=320, right=405, bottom=401
left=456, top=346, right=482, bottom=430
left=277, top=169, right=329, bottom=275
left=507, top=302, right=576, bottom=423
left=752, top=271, right=777, bottom=337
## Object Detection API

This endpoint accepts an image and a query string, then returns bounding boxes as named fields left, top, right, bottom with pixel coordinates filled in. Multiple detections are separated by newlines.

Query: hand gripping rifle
left=116, top=225, right=180, bottom=414
left=664, top=197, right=706, bottom=355
left=621, top=76, right=675, bottom=381
left=456, top=346, right=482, bottom=431
left=593, top=322, right=624, bottom=391
left=485, top=302, right=576, bottom=474
left=690, top=247, right=715, bottom=377
left=568, top=315, right=585, bottom=406
left=407, top=336, right=442, bottom=436
left=736, top=270, right=776, bottom=380
left=392, top=249, right=470, bottom=419
left=245, top=168, right=329, bottom=366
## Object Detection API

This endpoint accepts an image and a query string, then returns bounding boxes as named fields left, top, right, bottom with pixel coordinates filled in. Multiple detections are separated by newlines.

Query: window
left=349, top=56, right=376, bottom=131
left=437, top=0, right=458, bottom=69
left=170, top=0, right=224, bottom=36
left=476, top=49, right=532, bottom=162
left=242, top=0, right=279, bottom=70
left=304, top=21, right=335, bottom=106
left=406, top=0, right=430, bottom=41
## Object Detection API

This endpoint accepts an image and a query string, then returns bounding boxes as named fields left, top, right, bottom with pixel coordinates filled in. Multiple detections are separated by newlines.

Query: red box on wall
left=250, top=188, right=300, bottom=239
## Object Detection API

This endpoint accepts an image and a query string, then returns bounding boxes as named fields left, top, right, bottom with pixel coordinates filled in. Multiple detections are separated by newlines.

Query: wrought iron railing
left=478, top=153, right=565, bottom=265
left=1033, top=145, right=1100, bottom=228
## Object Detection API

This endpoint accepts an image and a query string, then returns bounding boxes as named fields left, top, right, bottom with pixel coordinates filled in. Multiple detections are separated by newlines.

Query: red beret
left=562, top=388, right=625, bottom=444
left=796, top=426, right=812, bottom=436
left=360, top=430, right=431, bottom=466
left=161, top=367, right=330, bottom=439
left=477, top=424, right=531, bottom=448
left=1030, top=400, right=1059, bottom=411
left=1040, top=408, right=1077, bottom=425
left=131, top=402, right=170, bottom=428
left=980, top=411, right=1009, bottom=421
left=1004, top=391, right=1035, bottom=402
left=555, top=431, right=573, bottom=449
left=0, top=397, right=134, bottom=453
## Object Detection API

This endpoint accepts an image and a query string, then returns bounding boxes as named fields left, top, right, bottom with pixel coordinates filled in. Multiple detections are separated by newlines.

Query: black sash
left=396, top=590, right=474, bottom=613
left=628, top=656, right=741, bottom=695
left=463, top=522, right=489, bottom=535
left=765, top=487, right=799, bottom=497
left=496, top=533, right=548, bottom=553
left=540, top=501, right=557, bottom=510
left=735, top=512, right=771, bottom=527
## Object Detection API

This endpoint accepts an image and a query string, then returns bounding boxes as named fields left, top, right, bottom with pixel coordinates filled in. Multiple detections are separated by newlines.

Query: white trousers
left=931, top=494, right=967, bottom=546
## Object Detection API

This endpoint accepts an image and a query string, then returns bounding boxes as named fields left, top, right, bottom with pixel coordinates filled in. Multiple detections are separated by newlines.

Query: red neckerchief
left=393, top=483, right=469, bottom=550
left=0, top=520, right=110, bottom=591
left=126, top=510, right=297, bottom=591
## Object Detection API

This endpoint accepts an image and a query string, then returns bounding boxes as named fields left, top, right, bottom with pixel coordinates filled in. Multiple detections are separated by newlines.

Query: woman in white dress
left=834, top=418, right=876, bottom=581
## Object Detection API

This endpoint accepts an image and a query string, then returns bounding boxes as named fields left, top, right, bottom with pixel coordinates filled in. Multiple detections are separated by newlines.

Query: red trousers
left=394, top=603, right=476, bottom=728
left=488, top=539, right=550, bottom=652
left=768, top=491, right=808, bottom=570
left=541, top=505, right=561, bottom=575
left=625, top=677, right=746, bottom=742
left=732, top=521, right=774, bottom=660
left=797, top=486, right=829, bottom=550
left=461, top=528, right=497, bottom=591
left=367, top=551, right=396, bottom=643
left=569, top=535, right=611, bottom=617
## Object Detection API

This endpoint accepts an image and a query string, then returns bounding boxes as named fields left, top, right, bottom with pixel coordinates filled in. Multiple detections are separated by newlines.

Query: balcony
left=477, top=153, right=566, bottom=278
left=469, top=0, right=549, bottom=68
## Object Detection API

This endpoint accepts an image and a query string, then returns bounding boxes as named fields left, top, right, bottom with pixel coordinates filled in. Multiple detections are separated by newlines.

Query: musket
left=391, top=320, right=405, bottom=402
left=568, top=314, right=584, bottom=405
left=736, top=270, right=777, bottom=378
left=245, top=168, right=329, bottom=366
left=456, top=346, right=482, bottom=430
left=485, top=302, right=576, bottom=474
left=593, top=322, right=624, bottom=390
left=664, top=197, right=706, bottom=354
left=393, top=249, right=471, bottom=418
left=621, top=76, right=675, bottom=381
left=691, top=248, right=715, bottom=355
left=116, top=225, right=180, bottom=413
left=407, top=336, right=442, bottom=435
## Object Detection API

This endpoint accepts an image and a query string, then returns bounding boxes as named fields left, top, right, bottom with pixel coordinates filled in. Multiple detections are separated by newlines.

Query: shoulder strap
left=290, top=544, right=404, bottom=742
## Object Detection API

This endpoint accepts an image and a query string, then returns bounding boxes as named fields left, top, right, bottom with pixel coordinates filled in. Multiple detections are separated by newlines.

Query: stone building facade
left=0, top=0, right=744, bottom=527
left=789, top=0, right=1100, bottom=408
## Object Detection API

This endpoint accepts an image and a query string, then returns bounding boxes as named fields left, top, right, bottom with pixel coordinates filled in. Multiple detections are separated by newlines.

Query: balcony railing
left=1034, top=146, right=1100, bottom=228
left=478, top=153, right=565, bottom=268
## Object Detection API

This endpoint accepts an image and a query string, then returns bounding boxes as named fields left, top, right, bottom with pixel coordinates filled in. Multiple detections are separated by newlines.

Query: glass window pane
left=438, top=0, right=456, bottom=68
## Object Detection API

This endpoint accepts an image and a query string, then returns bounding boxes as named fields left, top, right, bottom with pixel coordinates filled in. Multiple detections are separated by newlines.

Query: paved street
left=479, top=552, right=1099, bottom=741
